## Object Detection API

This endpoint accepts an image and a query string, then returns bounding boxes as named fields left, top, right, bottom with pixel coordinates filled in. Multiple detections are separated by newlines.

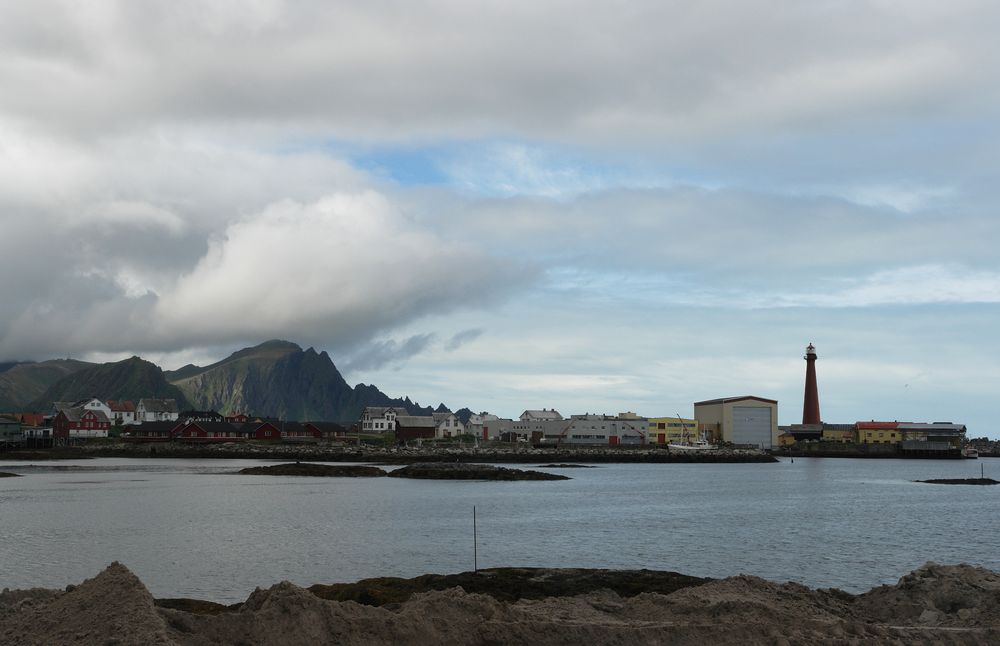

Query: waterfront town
left=0, top=345, right=988, bottom=457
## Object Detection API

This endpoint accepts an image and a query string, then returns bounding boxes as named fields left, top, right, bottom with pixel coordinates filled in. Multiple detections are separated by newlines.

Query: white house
left=466, top=412, right=498, bottom=439
left=360, top=407, right=408, bottom=433
left=64, top=397, right=113, bottom=420
left=107, top=400, right=137, bottom=426
left=432, top=412, right=465, bottom=439
left=136, top=399, right=179, bottom=423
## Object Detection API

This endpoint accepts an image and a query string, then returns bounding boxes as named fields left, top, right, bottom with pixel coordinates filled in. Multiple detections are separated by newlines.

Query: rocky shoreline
left=2, top=562, right=998, bottom=644
left=1, top=442, right=778, bottom=464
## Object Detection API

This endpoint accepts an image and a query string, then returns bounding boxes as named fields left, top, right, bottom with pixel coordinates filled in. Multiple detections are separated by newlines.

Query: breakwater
left=779, top=443, right=966, bottom=459
left=6, top=442, right=778, bottom=463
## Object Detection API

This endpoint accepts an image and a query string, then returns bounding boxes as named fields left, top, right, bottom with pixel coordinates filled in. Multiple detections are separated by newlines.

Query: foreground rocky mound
left=238, top=463, right=386, bottom=477
left=307, top=567, right=708, bottom=605
left=0, top=562, right=173, bottom=645
left=388, top=462, right=570, bottom=481
left=3, top=562, right=999, bottom=645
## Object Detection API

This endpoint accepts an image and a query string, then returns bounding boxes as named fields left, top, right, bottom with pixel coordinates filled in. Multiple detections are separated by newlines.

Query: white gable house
left=361, top=407, right=408, bottom=433
left=136, top=399, right=179, bottom=424
left=432, top=412, right=466, bottom=439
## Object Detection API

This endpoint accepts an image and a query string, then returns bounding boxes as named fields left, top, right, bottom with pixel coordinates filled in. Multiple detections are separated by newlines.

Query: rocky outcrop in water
left=238, top=463, right=386, bottom=477
left=387, top=463, right=570, bottom=481
left=916, top=478, right=999, bottom=485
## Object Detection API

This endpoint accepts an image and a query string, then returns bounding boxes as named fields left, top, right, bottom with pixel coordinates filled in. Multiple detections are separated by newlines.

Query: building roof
left=897, top=422, right=966, bottom=432
left=856, top=421, right=901, bottom=430
left=71, top=397, right=106, bottom=408
left=693, top=396, right=778, bottom=406
left=139, top=398, right=178, bottom=413
left=362, top=406, right=408, bottom=417
left=305, top=421, right=347, bottom=433
left=179, top=410, right=224, bottom=419
left=395, top=415, right=437, bottom=428
left=521, top=409, right=563, bottom=420
left=125, top=421, right=178, bottom=433
left=107, top=400, right=136, bottom=412
left=179, top=421, right=244, bottom=434
left=59, top=407, right=110, bottom=423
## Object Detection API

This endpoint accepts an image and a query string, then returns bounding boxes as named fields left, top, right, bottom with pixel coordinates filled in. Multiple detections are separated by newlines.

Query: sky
left=1, top=1, right=999, bottom=437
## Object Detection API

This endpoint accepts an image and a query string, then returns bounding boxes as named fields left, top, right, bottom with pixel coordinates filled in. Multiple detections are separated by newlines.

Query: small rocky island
left=388, top=463, right=570, bottom=481
left=238, top=463, right=387, bottom=477
left=0, top=472, right=20, bottom=478
left=916, top=477, right=999, bottom=485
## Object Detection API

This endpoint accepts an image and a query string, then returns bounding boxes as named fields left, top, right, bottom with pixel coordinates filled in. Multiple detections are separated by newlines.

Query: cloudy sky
left=2, top=1, right=999, bottom=436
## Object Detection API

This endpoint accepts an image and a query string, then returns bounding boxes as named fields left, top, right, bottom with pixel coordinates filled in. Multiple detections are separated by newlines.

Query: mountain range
left=0, top=340, right=439, bottom=424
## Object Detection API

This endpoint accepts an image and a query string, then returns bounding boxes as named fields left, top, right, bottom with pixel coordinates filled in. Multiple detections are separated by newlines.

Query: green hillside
left=28, top=357, right=190, bottom=411
left=0, top=359, right=94, bottom=411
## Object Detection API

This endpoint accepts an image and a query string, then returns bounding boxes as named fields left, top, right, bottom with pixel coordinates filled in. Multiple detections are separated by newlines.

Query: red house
left=175, top=421, right=246, bottom=442
left=304, top=422, right=348, bottom=440
left=274, top=421, right=321, bottom=442
left=225, top=412, right=250, bottom=424
left=123, top=421, right=179, bottom=442
left=173, top=420, right=284, bottom=442
left=245, top=422, right=282, bottom=441
left=53, top=407, right=111, bottom=440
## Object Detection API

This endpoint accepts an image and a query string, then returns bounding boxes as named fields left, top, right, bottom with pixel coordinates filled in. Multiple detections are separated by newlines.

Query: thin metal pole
left=473, top=506, right=478, bottom=573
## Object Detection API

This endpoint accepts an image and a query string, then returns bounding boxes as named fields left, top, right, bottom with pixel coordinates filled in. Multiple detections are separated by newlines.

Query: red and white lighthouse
left=802, top=343, right=821, bottom=425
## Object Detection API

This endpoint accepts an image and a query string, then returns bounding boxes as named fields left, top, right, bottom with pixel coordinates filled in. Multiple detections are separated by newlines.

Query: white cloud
left=82, top=200, right=187, bottom=235
left=154, top=192, right=532, bottom=348
left=1, top=2, right=997, bottom=143
left=806, top=265, right=1000, bottom=307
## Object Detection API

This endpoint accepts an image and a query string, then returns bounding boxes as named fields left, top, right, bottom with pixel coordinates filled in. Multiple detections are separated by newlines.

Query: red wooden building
left=123, top=421, right=179, bottom=442
left=53, top=408, right=111, bottom=440
left=174, top=421, right=282, bottom=442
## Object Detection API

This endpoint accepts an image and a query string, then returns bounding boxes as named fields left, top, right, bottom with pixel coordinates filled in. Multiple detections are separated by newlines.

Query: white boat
left=963, top=446, right=979, bottom=459
left=667, top=415, right=714, bottom=451
left=668, top=439, right=713, bottom=451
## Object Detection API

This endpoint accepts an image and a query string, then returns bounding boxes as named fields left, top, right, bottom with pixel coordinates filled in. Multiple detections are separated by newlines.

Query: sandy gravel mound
left=3, top=562, right=1000, bottom=645
left=852, top=562, right=1000, bottom=628
left=0, top=562, right=173, bottom=645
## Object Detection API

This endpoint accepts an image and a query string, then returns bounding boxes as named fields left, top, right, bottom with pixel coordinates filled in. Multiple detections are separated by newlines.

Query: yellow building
left=856, top=422, right=901, bottom=445
left=647, top=416, right=698, bottom=445
left=778, top=432, right=797, bottom=447
left=821, top=427, right=855, bottom=443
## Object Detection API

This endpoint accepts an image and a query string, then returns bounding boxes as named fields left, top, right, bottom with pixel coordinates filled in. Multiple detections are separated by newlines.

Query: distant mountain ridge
left=27, top=357, right=189, bottom=412
left=0, top=359, right=95, bottom=410
left=2, top=340, right=436, bottom=424
left=166, top=340, right=435, bottom=423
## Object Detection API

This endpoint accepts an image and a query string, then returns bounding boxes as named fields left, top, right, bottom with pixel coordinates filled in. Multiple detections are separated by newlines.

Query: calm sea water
left=0, top=457, right=997, bottom=603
